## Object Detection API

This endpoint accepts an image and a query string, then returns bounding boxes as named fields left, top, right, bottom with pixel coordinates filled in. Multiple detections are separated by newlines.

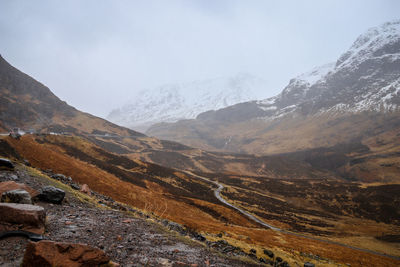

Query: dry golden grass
left=4, top=135, right=400, bottom=266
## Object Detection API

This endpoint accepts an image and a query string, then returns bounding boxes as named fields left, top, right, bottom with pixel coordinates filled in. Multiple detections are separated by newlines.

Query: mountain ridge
left=147, top=20, right=400, bottom=157
left=107, top=73, right=268, bottom=132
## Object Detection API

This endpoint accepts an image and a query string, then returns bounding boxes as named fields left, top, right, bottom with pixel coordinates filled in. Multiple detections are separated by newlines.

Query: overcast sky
left=0, top=0, right=399, bottom=117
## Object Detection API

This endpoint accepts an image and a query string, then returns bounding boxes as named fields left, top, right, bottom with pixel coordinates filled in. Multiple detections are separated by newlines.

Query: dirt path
left=185, top=171, right=400, bottom=262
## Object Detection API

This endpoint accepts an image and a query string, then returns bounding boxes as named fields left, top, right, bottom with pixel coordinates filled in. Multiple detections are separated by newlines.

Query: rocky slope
left=1, top=21, right=400, bottom=265
left=107, top=73, right=268, bottom=132
left=147, top=20, right=400, bottom=168
left=1, top=141, right=399, bottom=266
left=0, top=163, right=266, bottom=267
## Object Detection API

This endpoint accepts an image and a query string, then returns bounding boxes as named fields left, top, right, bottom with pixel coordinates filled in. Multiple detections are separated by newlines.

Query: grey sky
left=0, top=0, right=399, bottom=117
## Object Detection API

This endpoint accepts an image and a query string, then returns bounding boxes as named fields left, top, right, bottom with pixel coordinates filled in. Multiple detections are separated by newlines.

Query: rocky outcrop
left=0, top=158, right=14, bottom=171
left=0, top=203, right=45, bottom=234
left=0, top=181, right=38, bottom=198
left=21, top=240, right=112, bottom=267
left=206, top=240, right=246, bottom=257
left=146, top=20, right=400, bottom=156
left=37, top=186, right=65, bottom=204
left=1, top=189, right=32, bottom=204
left=263, top=249, right=274, bottom=258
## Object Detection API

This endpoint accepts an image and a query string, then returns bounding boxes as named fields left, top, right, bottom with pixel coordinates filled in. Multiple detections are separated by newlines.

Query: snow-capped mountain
left=146, top=20, right=400, bottom=154
left=257, top=20, right=400, bottom=119
left=107, top=73, right=268, bottom=131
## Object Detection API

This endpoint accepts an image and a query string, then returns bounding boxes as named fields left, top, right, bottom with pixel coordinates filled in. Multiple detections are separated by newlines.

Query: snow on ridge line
left=295, top=62, right=335, bottom=85
left=336, top=20, right=400, bottom=68
left=107, top=73, right=269, bottom=130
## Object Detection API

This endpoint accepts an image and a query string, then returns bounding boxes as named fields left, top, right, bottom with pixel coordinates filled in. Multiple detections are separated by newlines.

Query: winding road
left=185, top=171, right=400, bottom=261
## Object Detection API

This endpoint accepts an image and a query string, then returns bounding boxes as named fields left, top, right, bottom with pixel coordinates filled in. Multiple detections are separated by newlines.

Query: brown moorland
left=2, top=135, right=399, bottom=266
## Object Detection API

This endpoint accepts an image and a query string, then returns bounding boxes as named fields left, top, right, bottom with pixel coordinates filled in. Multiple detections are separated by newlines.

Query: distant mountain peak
left=336, top=19, right=400, bottom=68
left=107, top=73, right=268, bottom=131
left=295, top=62, right=335, bottom=86
left=254, top=20, right=400, bottom=118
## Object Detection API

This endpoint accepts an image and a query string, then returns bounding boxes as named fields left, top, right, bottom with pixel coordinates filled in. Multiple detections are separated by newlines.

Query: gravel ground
left=0, top=167, right=262, bottom=267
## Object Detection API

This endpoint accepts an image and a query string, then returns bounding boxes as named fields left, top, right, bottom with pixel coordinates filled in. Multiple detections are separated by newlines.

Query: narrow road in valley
left=184, top=171, right=400, bottom=261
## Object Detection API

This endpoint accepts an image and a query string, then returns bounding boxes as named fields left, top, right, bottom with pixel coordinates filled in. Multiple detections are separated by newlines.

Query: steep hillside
left=147, top=20, right=400, bottom=182
left=107, top=73, right=268, bottom=132
left=0, top=54, right=145, bottom=137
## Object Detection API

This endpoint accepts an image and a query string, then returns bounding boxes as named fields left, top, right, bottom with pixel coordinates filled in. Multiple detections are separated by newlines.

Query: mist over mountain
left=107, top=73, right=268, bottom=131
left=1, top=1, right=400, bottom=265
left=147, top=20, right=400, bottom=155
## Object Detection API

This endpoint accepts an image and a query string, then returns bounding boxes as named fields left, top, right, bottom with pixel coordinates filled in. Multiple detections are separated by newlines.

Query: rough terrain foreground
left=0, top=165, right=262, bottom=267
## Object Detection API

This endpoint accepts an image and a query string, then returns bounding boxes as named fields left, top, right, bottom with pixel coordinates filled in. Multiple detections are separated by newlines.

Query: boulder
left=70, top=183, right=80, bottom=190
left=22, top=240, right=112, bottom=267
left=189, top=231, right=206, bottom=242
left=0, top=181, right=38, bottom=198
left=80, top=184, right=91, bottom=196
left=0, top=158, right=14, bottom=170
left=51, top=173, right=67, bottom=180
left=0, top=203, right=45, bottom=234
left=38, top=186, right=65, bottom=204
left=304, top=263, right=315, bottom=267
left=263, top=249, right=274, bottom=258
left=1, top=189, right=32, bottom=204
left=9, top=174, right=18, bottom=181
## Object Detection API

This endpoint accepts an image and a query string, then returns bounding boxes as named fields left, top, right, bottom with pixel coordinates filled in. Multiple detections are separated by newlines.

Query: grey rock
left=9, top=174, right=18, bottom=181
left=304, top=263, right=315, bottom=267
left=191, top=232, right=206, bottom=242
left=167, top=222, right=187, bottom=235
left=70, top=183, right=80, bottom=190
left=0, top=158, right=14, bottom=171
left=38, top=186, right=65, bottom=204
left=51, top=174, right=67, bottom=181
left=263, top=249, right=274, bottom=258
left=1, top=189, right=32, bottom=204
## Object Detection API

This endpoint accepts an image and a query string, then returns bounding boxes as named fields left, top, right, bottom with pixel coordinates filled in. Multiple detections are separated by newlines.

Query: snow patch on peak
left=336, top=20, right=400, bottom=68
left=295, top=62, right=335, bottom=86
left=107, top=73, right=268, bottom=131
